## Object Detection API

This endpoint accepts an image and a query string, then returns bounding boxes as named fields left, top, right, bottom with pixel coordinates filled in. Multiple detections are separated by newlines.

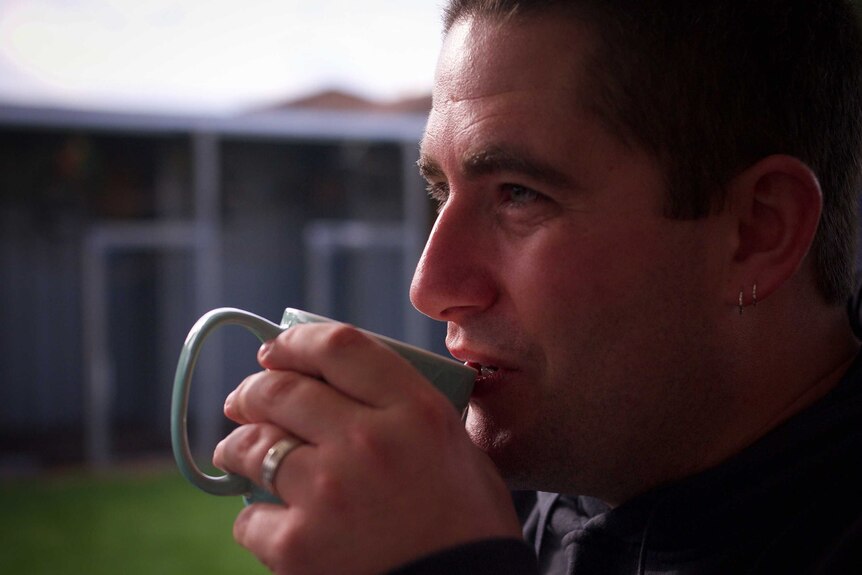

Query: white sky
left=0, top=0, right=445, bottom=115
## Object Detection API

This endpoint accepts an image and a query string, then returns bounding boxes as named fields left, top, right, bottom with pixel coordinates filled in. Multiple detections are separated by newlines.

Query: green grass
left=0, top=465, right=269, bottom=574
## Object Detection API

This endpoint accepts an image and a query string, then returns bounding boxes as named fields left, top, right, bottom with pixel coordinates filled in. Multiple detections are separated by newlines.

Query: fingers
left=225, top=367, right=361, bottom=442
left=225, top=323, right=446, bottom=443
left=233, top=504, right=315, bottom=575
left=223, top=418, right=522, bottom=575
left=213, top=322, right=514, bottom=574
left=257, top=322, right=433, bottom=408
left=213, top=422, right=312, bottom=501
left=260, top=434, right=304, bottom=495
left=214, top=422, right=291, bottom=484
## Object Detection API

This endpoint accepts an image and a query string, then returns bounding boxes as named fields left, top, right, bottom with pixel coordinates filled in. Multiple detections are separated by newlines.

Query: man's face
left=411, top=15, right=730, bottom=502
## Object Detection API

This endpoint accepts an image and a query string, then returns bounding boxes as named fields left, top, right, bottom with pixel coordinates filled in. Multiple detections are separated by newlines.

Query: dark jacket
left=392, top=351, right=862, bottom=574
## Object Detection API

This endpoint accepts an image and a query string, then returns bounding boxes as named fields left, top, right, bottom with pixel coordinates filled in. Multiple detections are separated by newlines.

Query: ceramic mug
left=171, top=307, right=476, bottom=504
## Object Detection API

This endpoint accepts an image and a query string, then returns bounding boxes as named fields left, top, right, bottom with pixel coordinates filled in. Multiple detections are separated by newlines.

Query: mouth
left=473, top=364, right=499, bottom=377
left=464, top=361, right=506, bottom=391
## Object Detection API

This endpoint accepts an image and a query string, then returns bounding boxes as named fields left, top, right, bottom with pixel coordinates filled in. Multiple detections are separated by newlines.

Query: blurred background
left=0, top=1, right=447, bottom=572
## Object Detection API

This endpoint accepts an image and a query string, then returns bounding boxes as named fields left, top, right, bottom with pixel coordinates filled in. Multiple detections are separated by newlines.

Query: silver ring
left=261, top=434, right=303, bottom=495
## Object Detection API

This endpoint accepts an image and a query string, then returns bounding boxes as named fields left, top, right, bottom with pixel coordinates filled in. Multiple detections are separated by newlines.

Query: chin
left=464, top=403, right=600, bottom=495
left=466, top=405, right=511, bottom=455
left=465, top=408, right=538, bottom=489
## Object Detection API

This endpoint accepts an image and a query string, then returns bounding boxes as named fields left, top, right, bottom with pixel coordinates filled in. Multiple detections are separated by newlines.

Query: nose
left=409, top=199, right=497, bottom=321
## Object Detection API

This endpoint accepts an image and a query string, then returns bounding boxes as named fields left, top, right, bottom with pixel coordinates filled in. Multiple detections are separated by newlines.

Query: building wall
left=0, top=120, right=431, bottom=471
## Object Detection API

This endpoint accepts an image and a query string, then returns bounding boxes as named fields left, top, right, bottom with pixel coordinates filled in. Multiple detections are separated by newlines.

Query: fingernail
left=212, top=439, right=224, bottom=467
left=224, top=391, right=235, bottom=414
left=234, top=506, right=252, bottom=542
left=258, top=340, right=273, bottom=359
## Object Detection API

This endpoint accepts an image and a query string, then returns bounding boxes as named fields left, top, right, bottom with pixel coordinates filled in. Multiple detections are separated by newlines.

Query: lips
left=449, top=343, right=513, bottom=392
left=462, top=360, right=509, bottom=396
left=474, top=364, right=499, bottom=377
left=464, top=360, right=500, bottom=373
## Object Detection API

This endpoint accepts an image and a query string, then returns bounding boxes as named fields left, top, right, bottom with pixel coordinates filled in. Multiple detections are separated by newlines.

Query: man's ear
left=725, top=154, right=822, bottom=307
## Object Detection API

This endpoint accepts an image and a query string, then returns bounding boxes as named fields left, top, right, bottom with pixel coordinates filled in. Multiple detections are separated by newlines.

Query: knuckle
left=236, top=505, right=315, bottom=575
left=219, top=425, right=267, bottom=474
left=409, top=389, right=454, bottom=432
left=270, top=520, right=313, bottom=573
left=229, top=374, right=253, bottom=410
left=311, top=469, right=348, bottom=512
left=346, top=422, right=389, bottom=460
left=236, top=371, right=303, bottom=419
left=235, top=424, right=266, bottom=455
left=259, top=371, right=300, bottom=405
left=320, top=324, right=370, bottom=354
left=342, top=421, right=396, bottom=477
left=233, top=372, right=263, bottom=414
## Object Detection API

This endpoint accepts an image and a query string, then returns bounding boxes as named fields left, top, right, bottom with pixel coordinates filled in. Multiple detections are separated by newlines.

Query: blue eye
left=504, top=184, right=540, bottom=206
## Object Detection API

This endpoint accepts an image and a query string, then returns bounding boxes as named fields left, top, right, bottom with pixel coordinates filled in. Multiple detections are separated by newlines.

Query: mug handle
left=171, top=307, right=283, bottom=502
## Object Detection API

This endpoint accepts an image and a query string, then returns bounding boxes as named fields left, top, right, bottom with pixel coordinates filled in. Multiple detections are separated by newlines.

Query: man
left=213, top=1, right=862, bottom=573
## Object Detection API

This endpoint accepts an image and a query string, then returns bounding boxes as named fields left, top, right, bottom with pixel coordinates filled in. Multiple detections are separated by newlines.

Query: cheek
left=497, top=236, right=617, bottom=368
left=509, top=225, right=688, bottom=357
left=514, top=226, right=653, bottom=310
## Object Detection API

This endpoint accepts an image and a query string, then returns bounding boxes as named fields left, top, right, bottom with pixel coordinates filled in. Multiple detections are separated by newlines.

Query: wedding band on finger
left=261, top=434, right=304, bottom=496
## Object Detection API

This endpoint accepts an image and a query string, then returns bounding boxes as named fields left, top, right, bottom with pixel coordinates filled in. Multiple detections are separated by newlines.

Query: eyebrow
left=417, top=146, right=576, bottom=189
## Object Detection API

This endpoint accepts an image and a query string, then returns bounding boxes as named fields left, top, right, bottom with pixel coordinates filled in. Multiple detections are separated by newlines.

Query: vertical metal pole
left=191, top=131, right=223, bottom=460
left=305, top=223, right=335, bottom=317
left=82, top=230, right=112, bottom=468
left=155, top=143, right=187, bottom=443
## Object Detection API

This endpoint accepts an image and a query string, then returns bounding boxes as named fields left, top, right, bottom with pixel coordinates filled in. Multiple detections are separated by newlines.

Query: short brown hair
left=443, top=0, right=862, bottom=304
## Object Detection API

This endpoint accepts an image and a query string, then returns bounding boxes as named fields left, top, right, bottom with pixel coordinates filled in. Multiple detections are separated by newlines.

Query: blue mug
left=171, top=307, right=476, bottom=504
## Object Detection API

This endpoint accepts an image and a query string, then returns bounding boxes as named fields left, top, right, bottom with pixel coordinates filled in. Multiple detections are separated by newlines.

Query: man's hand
left=212, top=322, right=522, bottom=575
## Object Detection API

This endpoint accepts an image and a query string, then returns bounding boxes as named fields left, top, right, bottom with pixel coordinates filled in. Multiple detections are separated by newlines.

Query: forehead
left=420, top=15, right=621, bottom=182
left=433, top=13, right=593, bottom=104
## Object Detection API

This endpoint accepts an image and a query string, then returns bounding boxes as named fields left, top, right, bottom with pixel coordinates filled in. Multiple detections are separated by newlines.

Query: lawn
left=0, top=464, right=269, bottom=574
